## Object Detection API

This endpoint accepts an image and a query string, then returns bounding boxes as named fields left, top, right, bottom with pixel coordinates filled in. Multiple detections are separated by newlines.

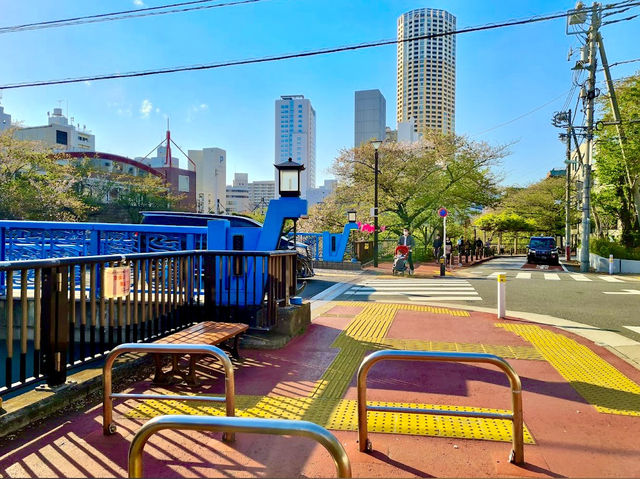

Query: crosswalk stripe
left=570, top=274, right=591, bottom=281
left=408, top=296, right=483, bottom=301
left=354, top=286, right=475, bottom=290
left=544, top=273, right=560, bottom=281
left=348, top=291, right=478, bottom=296
left=624, top=326, right=640, bottom=335
left=599, top=275, right=624, bottom=283
left=362, top=280, right=470, bottom=284
left=516, top=272, right=531, bottom=279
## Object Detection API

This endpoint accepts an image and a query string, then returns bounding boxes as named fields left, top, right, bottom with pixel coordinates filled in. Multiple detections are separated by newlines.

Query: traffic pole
left=497, top=273, right=506, bottom=319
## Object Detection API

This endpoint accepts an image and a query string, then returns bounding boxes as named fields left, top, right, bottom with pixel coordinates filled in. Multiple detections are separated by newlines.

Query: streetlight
left=274, top=157, right=305, bottom=198
left=370, top=139, right=383, bottom=267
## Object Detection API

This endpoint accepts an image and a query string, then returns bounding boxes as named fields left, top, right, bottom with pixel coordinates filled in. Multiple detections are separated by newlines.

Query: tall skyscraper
left=354, top=89, right=386, bottom=147
left=275, top=95, right=316, bottom=197
left=188, top=147, right=227, bottom=213
left=397, top=8, right=456, bottom=135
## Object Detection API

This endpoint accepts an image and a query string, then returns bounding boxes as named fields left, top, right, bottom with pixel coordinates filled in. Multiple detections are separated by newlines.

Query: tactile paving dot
left=498, top=323, right=640, bottom=416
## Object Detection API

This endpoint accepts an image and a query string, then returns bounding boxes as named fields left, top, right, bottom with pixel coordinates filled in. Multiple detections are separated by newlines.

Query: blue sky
left=1, top=0, right=638, bottom=187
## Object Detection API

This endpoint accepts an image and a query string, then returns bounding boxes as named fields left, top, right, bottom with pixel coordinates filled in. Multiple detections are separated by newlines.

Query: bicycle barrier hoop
left=357, top=349, right=524, bottom=465
left=103, top=343, right=235, bottom=441
left=128, top=415, right=352, bottom=478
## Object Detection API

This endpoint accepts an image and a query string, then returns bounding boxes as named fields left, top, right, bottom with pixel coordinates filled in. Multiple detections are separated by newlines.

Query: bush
left=590, top=238, right=640, bottom=261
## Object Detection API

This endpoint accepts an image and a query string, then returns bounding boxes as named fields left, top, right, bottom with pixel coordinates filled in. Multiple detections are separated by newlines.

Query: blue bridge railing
left=0, top=220, right=207, bottom=294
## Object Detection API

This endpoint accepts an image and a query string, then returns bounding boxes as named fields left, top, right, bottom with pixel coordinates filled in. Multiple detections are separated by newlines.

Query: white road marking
left=570, top=274, right=591, bottom=282
left=603, top=289, right=640, bottom=295
left=624, top=326, right=640, bottom=334
left=544, top=273, right=560, bottom=281
left=516, top=272, right=531, bottom=279
left=408, top=296, right=483, bottom=301
left=599, top=276, right=624, bottom=283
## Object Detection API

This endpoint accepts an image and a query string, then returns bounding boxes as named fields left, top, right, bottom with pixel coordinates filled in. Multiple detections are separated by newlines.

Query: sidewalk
left=1, top=297, right=639, bottom=477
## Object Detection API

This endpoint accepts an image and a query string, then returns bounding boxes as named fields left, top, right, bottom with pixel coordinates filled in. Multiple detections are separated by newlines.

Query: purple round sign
left=438, top=208, right=448, bottom=218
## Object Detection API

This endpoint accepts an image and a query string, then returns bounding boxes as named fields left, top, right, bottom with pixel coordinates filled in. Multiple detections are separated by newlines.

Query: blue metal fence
left=0, top=221, right=207, bottom=294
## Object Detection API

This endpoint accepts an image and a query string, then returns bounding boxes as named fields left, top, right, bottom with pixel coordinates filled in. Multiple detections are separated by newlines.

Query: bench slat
left=156, top=321, right=248, bottom=346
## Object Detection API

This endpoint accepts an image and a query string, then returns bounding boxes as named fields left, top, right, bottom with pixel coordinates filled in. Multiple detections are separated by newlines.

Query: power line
left=1, top=0, right=638, bottom=90
left=606, top=57, right=640, bottom=67
left=470, top=90, right=571, bottom=137
left=0, top=0, right=267, bottom=34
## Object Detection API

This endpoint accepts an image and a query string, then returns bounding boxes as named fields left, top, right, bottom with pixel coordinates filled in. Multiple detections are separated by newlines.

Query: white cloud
left=140, top=99, right=153, bottom=118
left=199, top=103, right=208, bottom=110
left=133, top=0, right=145, bottom=6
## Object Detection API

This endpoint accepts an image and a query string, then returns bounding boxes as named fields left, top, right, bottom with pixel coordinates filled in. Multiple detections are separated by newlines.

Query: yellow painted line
left=125, top=394, right=535, bottom=445
left=498, top=323, right=640, bottom=416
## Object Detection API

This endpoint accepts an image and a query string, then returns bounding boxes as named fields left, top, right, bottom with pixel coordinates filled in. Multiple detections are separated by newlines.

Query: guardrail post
left=41, top=266, right=70, bottom=387
left=609, top=254, right=614, bottom=275
left=497, top=273, right=506, bottom=319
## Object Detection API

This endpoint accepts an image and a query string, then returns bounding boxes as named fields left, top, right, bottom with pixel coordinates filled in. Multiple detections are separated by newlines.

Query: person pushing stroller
left=396, top=228, right=415, bottom=275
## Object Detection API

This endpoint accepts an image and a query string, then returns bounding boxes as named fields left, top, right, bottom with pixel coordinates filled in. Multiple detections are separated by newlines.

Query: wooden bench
left=152, top=321, right=248, bottom=385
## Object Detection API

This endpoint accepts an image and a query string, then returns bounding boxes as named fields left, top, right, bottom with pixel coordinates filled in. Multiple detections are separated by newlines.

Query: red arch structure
left=64, top=151, right=163, bottom=177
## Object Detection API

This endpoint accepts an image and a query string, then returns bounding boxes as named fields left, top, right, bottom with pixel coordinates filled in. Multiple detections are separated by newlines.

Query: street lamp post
left=370, top=140, right=383, bottom=267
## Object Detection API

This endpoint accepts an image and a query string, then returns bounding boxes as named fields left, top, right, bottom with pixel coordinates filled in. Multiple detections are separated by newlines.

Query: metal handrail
left=357, top=350, right=524, bottom=465
left=103, top=343, right=235, bottom=441
left=128, top=415, right=352, bottom=478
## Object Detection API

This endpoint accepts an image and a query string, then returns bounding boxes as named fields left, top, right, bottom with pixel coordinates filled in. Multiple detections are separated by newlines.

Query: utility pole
left=580, top=3, right=599, bottom=273
left=564, top=111, right=572, bottom=261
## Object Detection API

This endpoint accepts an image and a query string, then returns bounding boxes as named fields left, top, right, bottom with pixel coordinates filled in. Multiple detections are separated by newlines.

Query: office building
left=397, top=8, right=456, bottom=135
left=225, top=173, right=250, bottom=213
left=248, top=180, right=276, bottom=211
left=15, top=107, right=95, bottom=151
left=275, top=95, right=316, bottom=197
left=354, top=90, right=386, bottom=146
left=307, top=179, right=338, bottom=207
left=188, top=147, right=227, bottom=213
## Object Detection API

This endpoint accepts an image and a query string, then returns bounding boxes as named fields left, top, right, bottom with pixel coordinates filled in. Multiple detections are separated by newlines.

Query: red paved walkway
left=0, top=301, right=639, bottom=477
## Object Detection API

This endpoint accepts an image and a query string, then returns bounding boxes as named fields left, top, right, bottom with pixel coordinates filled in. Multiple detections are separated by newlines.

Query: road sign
left=438, top=208, right=448, bottom=218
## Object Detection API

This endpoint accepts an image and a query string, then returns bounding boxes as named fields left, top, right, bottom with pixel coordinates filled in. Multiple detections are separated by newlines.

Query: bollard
left=609, top=254, right=614, bottom=275
left=497, top=273, right=506, bottom=319
left=439, top=256, right=445, bottom=277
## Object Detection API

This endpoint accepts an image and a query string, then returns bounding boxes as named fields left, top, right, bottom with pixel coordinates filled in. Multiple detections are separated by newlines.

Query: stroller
left=392, top=245, right=410, bottom=276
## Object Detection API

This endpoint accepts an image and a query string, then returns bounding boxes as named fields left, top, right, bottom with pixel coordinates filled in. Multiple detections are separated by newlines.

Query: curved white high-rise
left=397, top=8, right=456, bottom=135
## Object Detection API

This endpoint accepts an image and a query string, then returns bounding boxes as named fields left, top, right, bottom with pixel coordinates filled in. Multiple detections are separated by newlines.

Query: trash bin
left=354, top=241, right=374, bottom=263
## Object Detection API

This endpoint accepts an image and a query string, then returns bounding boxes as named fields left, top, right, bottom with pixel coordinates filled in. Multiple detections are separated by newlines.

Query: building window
left=56, top=130, right=68, bottom=145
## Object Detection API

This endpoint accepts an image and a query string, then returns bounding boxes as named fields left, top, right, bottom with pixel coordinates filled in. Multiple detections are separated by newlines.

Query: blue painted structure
left=0, top=197, right=308, bottom=305
left=294, top=222, right=358, bottom=262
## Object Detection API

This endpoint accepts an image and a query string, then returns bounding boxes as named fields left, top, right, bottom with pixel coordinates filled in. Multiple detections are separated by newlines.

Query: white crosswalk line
left=342, top=278, right=482, bottom=302
left=624, top=326, right=640, bottom=335
left=408, top=296, right=483, bottom=301
left=570, top=274, right=591, bottom=281
left=599, top=275, right=624, bottom=283
left=516, top=272, right=531, bottom=279
left=544, top=273, right=560, bottom=281
left=487, top=272, right=500, bottom=278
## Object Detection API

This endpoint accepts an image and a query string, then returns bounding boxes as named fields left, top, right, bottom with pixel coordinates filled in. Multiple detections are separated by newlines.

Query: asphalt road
left=306, top=258, right=640, bottom=343
left=460, top=256, right=640, bottom=342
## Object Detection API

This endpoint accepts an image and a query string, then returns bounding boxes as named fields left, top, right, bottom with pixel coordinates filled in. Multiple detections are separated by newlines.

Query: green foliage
left=474, top=211, right=536, bottom=234
left=590, top=237, right=640, bottom=260
left=594, top=71, right=640, bottom=246
left=0, top=128, right=90, bottom=221
left=498, top=177, right=570, bottom=234
left=331, top=131, right=506, bottom=253
left=73, top=158, right=179, bottom=223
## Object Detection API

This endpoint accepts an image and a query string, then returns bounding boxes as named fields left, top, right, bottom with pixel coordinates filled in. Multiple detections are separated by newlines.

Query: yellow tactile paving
left=378, top=339, right=544, bottom=361
left=335, top=301, right=470, bottom=317
left=498, top=323, right=640, bottom=416
left=125, top=395, right=535, bottom=444
left=124, top=303, right=542, bottom=444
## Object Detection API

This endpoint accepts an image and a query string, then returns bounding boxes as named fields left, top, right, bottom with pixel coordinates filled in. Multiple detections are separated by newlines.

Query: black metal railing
left=0, top=249, right=296, bottom=396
